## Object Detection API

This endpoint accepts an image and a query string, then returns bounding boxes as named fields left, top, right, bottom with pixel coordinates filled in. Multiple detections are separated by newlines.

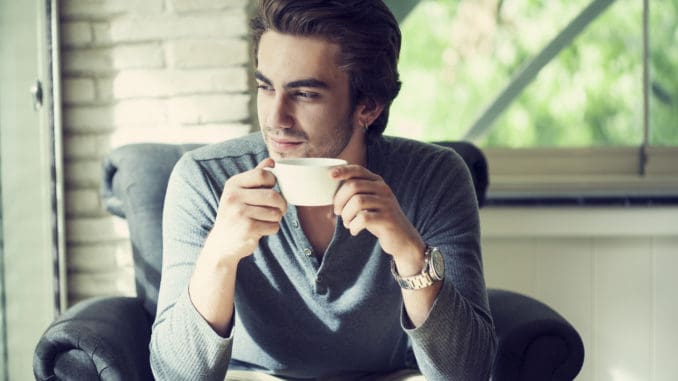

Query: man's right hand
left=189, top=158, right=286, bottom=336
left=203, top=158, right=287, bottom=264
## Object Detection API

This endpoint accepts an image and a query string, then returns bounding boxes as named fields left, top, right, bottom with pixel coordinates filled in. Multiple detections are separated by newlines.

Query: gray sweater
left=150, top=133, right=496, bottom=380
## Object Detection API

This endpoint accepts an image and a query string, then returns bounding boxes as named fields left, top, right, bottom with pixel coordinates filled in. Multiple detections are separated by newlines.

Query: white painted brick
left=61, top=0, right=164, bottom=19
left=109, top=123, right=252, bottom=146
left=65, top=159, right=103, bottom=188
left=64, top=105, right=115, bottom=132
left=64, top=134, right=98, bottom=158
left=64, top=133, right=112, bottom=159
left=91, top=21, right=111, bottom=45
left=168, top=94, right=250, bottom=125
left=67, top=215, right=130, bottom=243
left=112, top=43, right=164, bottom=69
left=66, top=100, right=167, bottom=132
left=170, top=0, right=248, bottom=12
left=96, top=77, right=115, bottom=101
left=109, top=12, right=247, bottom=43
left=61, top=21, right=93, bottom=47
left=65, top=188, right=103, bottom=216
left=67, top=269, right=135, bottom=301
left=167, top=39, right=249, bottom=68
left=68, top=241, right=133, bottom=272
left=113, top=99, right=168, bottom=125
left=63, top=78, right=97, bottom=104
left=62, top=48, right=113, bottom=74
left=61, top=0, right=257, bottom=304
left=112, top=68, right=248, bottom=98
left=63, top=44, right=164, bottom=74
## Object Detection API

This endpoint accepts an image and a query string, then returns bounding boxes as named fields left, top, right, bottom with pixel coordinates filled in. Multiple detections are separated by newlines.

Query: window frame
left=484, top=146, right=678, bottom=200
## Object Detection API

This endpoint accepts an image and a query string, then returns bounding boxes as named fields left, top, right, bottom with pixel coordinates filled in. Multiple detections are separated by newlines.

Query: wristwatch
left=390, top=246, right=445, bottom=290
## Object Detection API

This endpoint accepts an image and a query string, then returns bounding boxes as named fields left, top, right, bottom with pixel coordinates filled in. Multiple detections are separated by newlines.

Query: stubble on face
left=262, top=114, right=355, bottom=159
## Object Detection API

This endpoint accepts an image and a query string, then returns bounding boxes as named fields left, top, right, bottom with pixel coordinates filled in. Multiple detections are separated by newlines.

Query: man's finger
left=330, top=164, right=380, bottom=181
left=240, top=188, right=287, bottom=215
left=231, top=158, right=277, bottom=188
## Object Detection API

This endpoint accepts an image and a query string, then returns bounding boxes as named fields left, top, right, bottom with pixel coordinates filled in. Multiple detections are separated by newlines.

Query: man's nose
left=267, top=94, right=293, bottom=129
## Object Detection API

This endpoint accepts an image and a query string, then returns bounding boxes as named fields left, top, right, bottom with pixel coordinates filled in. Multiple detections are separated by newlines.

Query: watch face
left=430, top=247, right=445, bottom=280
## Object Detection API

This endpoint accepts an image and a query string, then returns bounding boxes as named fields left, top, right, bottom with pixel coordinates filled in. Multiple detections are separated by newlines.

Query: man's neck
left=296, top=205, right=337, bottom=257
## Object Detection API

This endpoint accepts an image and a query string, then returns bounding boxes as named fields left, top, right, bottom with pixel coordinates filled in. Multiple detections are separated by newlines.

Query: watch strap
left=390, top=246, right=440, bottom=290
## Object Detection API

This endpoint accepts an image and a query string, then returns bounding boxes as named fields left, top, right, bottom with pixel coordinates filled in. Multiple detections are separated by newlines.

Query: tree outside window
left=390, top=0, right=678, bottom=149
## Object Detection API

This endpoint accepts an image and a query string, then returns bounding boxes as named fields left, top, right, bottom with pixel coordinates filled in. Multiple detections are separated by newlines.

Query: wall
left=60, top=0, right=254, bottom=303
left=482, top=207, right=678, bottom=381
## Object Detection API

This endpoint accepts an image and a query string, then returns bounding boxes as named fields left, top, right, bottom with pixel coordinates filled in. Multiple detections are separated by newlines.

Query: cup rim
left=274, top=157, right=347, bottom=167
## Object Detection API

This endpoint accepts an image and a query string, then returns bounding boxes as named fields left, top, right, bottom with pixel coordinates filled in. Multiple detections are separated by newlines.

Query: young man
left=150, top=1, right=496, bottom=380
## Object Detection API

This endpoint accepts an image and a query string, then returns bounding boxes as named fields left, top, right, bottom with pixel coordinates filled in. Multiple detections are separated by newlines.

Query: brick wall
left=60, top=0, right=255, bottom=304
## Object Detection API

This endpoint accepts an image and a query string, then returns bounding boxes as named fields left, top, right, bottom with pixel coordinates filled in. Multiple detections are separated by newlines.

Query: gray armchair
left=34, top=141, right=584, bottom=380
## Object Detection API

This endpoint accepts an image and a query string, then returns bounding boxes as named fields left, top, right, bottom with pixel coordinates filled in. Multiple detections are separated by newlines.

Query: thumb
left=256, top=157, right=275, bottom=169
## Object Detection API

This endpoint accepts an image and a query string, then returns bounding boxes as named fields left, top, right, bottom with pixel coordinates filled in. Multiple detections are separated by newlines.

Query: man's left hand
left=331, top=165, right=425, bottom=265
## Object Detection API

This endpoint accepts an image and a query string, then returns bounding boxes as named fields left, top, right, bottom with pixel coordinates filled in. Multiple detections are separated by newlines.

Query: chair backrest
left=101, top=143, right=203, bottom=317
left=432, top=141, right=489, bottom=207
left=100, top=140, right=489, bottom=318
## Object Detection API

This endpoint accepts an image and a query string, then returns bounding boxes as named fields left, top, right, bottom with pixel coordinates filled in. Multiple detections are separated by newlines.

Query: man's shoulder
left=187, top=132, right=267, bottom=162
left=172, top=132, right=268, bottom=179
left=376, top=135, right=463, bottom=165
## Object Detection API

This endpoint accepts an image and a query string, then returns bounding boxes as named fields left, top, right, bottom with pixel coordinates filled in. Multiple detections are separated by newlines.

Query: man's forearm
left=401, top=282, right=443, bottom=327
left=188, top=232, right=240, bottom=337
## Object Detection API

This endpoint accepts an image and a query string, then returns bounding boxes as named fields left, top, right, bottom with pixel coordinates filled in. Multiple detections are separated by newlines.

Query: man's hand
left=204, top=158, right=287, bottom=264
left=332, top=165, right=441, bottom=327
left=190, top=158, right=287, bottom=336
left=331, top=165, right=425, bottom=271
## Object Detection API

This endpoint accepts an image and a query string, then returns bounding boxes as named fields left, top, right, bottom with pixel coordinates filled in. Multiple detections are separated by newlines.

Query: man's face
left=255, top=31, right=363, bottom=160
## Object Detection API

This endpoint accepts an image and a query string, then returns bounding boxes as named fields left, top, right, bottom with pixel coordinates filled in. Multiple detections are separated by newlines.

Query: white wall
left=59, top=0, right=254, bottom=303
left=482, top=207, right=678, bottom=381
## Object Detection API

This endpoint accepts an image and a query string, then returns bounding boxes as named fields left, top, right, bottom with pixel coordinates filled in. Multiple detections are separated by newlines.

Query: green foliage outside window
left=650, top=0, right=678, bottom=146
left=389, top=0, right=678, bottom=147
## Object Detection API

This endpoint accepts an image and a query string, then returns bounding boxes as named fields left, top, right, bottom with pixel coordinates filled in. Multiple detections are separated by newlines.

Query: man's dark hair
left=250, top=0, right=402, bottom=137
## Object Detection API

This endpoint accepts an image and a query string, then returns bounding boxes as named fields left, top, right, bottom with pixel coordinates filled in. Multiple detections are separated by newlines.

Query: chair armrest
left=34, top=296, right=154, bottom=381
left=488, top=289, right=585, bottom=381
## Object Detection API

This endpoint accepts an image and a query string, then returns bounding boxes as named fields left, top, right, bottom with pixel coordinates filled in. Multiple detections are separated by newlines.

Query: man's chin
left=266, top=146, right=307, bottom=160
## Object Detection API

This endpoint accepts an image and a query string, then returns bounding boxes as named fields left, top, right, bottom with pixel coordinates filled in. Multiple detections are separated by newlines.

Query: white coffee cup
left=264, top=158, right=347, bottom=206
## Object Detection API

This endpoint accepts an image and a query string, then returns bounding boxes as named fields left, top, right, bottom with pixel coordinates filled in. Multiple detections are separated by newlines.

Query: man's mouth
left=269, top=136, right=304, bottom=151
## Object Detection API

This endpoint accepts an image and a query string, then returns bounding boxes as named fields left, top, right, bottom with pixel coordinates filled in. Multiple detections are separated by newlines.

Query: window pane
left=390, top=0, right=650, bottom=148
left=650, top=1, right=678, bottom=146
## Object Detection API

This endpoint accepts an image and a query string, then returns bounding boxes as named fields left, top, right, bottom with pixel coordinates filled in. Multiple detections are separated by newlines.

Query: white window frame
left=484, top=146, right=678, bottom=199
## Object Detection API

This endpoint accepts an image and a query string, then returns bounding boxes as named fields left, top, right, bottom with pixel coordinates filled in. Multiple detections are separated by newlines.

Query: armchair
left=34, top=141, right=584, bottom=380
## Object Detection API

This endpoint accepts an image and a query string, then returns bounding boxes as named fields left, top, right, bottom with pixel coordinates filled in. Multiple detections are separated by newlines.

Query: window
left=390, top=0, right=678, bottom=200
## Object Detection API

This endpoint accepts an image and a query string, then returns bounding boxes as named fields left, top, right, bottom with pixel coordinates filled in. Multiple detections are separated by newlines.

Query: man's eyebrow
left=254, top=70, right=329, bottom=90
left=286, top=78, right=329, bottom=89
left=255, top=71, right=272, bottom=84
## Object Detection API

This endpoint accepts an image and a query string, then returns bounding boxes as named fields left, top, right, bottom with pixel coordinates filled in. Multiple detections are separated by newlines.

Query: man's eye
left=257, top=84, right=273, bottom=92
left=295, top=91, right=319, bottom=99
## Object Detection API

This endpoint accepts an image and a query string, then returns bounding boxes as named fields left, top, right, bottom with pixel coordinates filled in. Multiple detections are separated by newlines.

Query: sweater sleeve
left=149, top=154, right=234, bottom=380
left=400, top=149, right=497, bottom=380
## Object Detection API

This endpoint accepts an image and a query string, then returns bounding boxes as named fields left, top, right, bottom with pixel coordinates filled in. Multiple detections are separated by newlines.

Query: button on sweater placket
left=314, top=273, right=327, bottom=293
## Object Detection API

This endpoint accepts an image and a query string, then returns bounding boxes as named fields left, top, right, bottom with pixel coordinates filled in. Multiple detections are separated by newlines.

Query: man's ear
left=355, top=98, right=385, bottom=127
